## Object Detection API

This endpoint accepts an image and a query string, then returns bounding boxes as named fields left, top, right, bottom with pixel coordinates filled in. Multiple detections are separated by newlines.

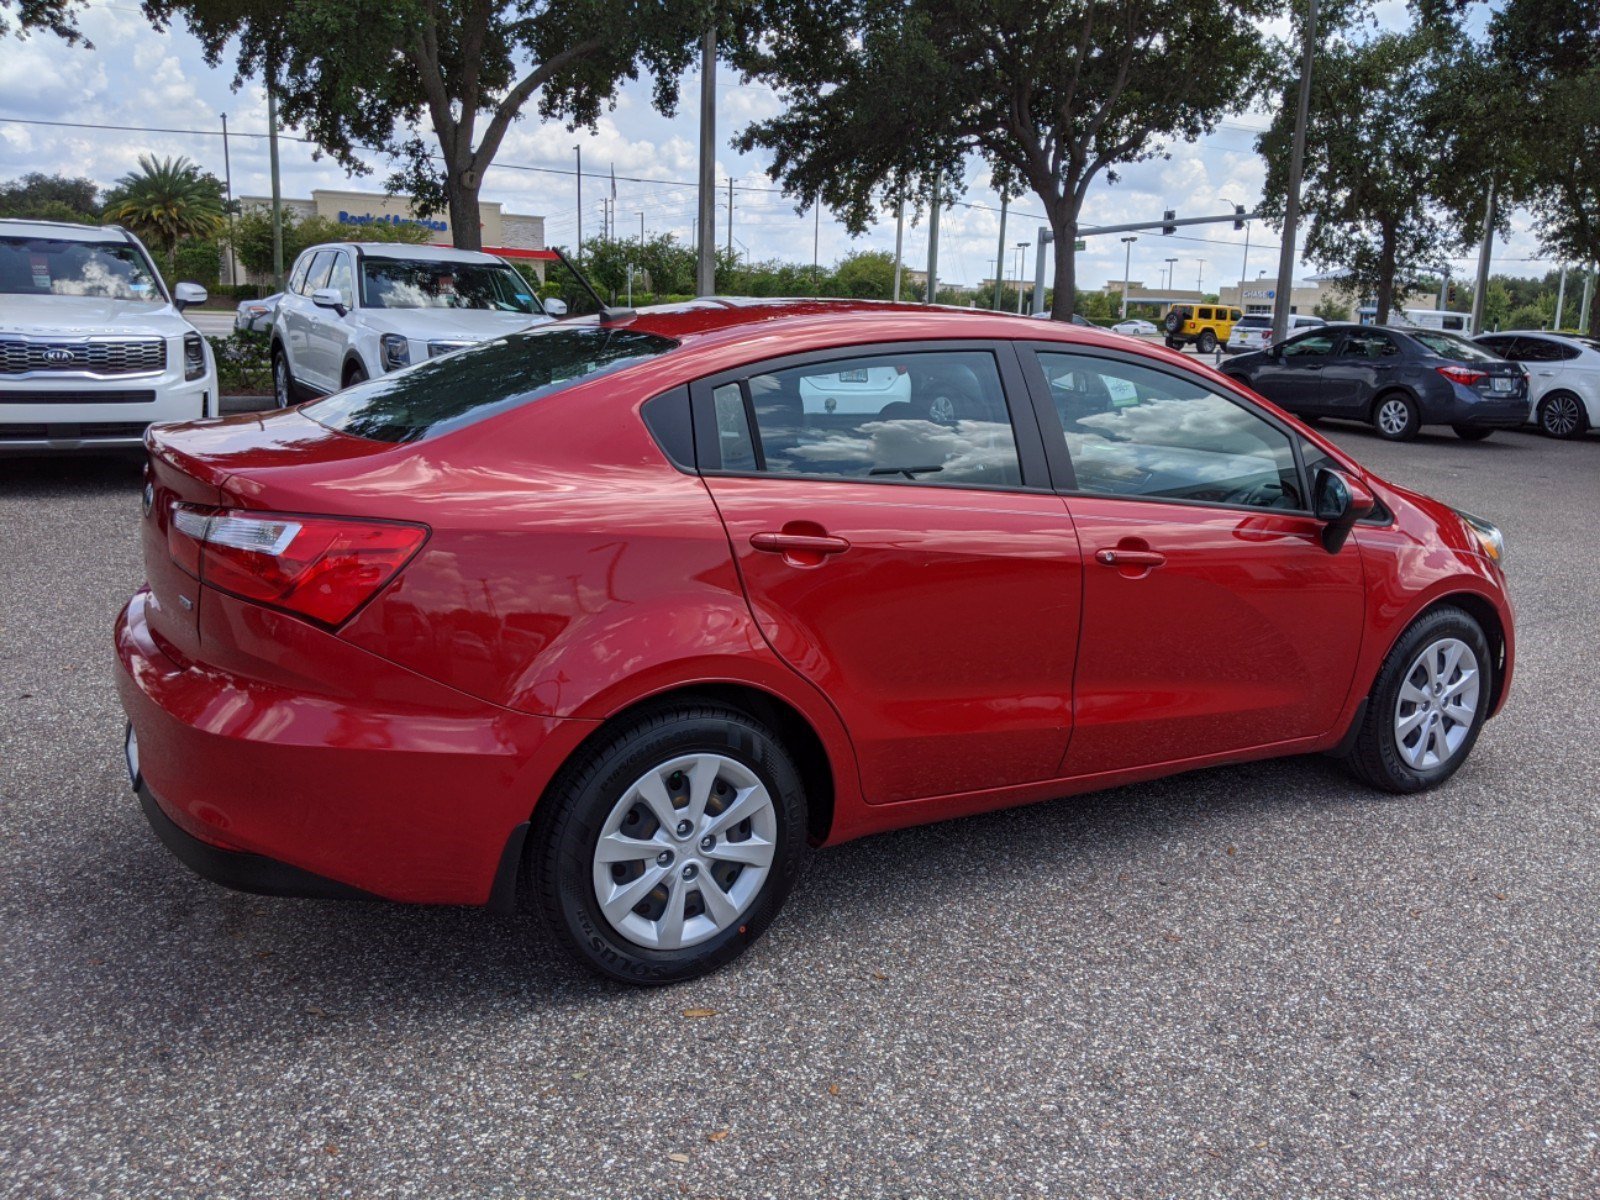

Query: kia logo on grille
left=45, top=348, right=77, bottom=363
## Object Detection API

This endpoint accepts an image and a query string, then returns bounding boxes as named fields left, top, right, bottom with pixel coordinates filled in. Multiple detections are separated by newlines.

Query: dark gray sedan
left=1223, top=323, right=1528, bottom=441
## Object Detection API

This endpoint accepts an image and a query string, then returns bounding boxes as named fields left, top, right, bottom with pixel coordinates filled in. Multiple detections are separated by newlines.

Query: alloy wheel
left=1393, top=637, right=1480, bottom=770
left=591, top=753, right=778, bottom=951
left=1378, top=398, right=1411, bottom=437
left=273, top=356, right=290, bottom=408
left=1541, top=394, right=1582, bottom=437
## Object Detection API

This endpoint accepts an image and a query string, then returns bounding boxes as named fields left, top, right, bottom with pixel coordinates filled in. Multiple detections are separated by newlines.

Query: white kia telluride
left=269, top=242, right=564, bottom=405
left=0, top=219, right=216, bottom=452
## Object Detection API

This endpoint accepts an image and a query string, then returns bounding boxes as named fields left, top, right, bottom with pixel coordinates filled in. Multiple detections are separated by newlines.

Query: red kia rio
left=115, top=300, right=1513, bottom=983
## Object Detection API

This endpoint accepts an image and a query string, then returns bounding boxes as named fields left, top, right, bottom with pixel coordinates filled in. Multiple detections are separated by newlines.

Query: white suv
left=0, top=219, right=215, bottom=451
left=269, top=242, right=563, bottom=404
left=1226, top=312, right=1325, bottom=355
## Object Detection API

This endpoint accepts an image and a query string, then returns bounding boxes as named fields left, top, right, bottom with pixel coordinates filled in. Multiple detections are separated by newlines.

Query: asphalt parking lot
left=2, top=419, right=1597, bottom=1198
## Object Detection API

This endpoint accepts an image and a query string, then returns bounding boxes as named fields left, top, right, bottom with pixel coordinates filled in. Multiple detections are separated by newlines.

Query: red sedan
left=115, top=300, right=1514, bottom=983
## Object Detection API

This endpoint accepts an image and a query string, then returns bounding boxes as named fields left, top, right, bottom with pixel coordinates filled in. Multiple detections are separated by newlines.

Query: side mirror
left=311, top=287, right=348, bottom=316
left=542, top=296, right=568, bottom=317
left=1313, top=467, right=1375, bottom=553
left=173, top=282, right=207, bottom=311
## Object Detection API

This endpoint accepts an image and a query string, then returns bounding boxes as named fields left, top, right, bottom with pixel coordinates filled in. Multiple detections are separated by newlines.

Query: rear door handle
left=750, top=532, right=851, bottom=556
left=1095, top=548, right=1166, bottom=568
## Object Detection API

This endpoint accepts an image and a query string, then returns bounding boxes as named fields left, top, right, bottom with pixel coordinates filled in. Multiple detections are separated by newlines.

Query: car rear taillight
left=167, top=503, right=427, bottom=626
left=1437, top=365, right=1487, bottom=387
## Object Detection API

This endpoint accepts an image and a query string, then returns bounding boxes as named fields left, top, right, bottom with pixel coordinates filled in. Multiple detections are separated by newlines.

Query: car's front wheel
left=1537, top=391, right=1588, bottom=439
left=532, top=702, right=808, bottom=984
left=1342, top=605, right=1492, bottom=793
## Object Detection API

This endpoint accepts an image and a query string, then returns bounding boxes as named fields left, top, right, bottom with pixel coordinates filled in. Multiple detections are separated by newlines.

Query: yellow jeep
left=1163, top=304, right=1241, bottom=353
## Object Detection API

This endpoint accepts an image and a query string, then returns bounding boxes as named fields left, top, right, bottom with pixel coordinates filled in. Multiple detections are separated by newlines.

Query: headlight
left=183, top=332, right=206, bottom=381
left=379, top=333, right=411, bottom=372
left=1456, top=508, right=1505, bottom=565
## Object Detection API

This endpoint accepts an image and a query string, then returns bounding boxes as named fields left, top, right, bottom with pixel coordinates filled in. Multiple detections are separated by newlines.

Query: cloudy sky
left=0, top=0, right=1561, bottom=294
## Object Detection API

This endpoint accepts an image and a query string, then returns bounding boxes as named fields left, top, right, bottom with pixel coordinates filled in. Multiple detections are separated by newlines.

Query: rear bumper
left=1429, top=386, right=1530, bottom=428
left=114, top=586, right=596, bottom=905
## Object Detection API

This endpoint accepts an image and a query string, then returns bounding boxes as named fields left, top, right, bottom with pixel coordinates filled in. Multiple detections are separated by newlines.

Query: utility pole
left=1579, top=267, right=1595, bottom=336
left=1437, top=263, right=1450, bottom=310
left=992, top=192, right=1009, bottom=310
left=1120, top=236, right=1137, bottom=319
left=1165, top=256, right=1178, bottom=292
left=1272, top=0, right=1317, bottom=342
left=1015, top=242, right=1029, bottom=313
left=892, top=188, right=905, bottom=302
left=266, top=79, right=284, bottom=292
left=574, top=145, right=583, bottom=265
left=1469, top=181, right=1495, bottom=335
left=812, top=195, right=820, bottom=294
left=1554, top=265, right=1568, bottom=329
left=695, top=29, right=716, bottom=295
left=220, top=113, right=237, bottom=289
left=727, top=177, right=735, bottom=260
left=1197, top=261, right=1204, bottom=293
left=925, top=175, right=940, bottom=305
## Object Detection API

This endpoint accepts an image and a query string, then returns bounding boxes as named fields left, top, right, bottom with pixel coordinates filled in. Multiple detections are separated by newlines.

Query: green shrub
left=207, top=331, right=272, bottom=395
left=171, top=240, right=222, bottom=292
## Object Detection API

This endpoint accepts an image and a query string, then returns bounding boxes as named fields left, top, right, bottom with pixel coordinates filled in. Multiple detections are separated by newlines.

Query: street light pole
left=695, top=28, right=716, bottom=296
left=1165, top=256, right=1178, bottom=293
left=993, top=192, right=1009, bottom=310
left=220, top=113, right=237, bottom=289
left=1271, top=0, right=1317, bottom=342
left=892, top=187, right=905, bottom=302
left=1120, top=236, right=1137, bottom=319
left=574, top=145, right=582, bottom=266
left=1015, top=242, right=1029, bottom=313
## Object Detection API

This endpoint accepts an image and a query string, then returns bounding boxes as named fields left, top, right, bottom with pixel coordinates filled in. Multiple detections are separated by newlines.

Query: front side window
left=1037, top=351, right=1303, bottom=510
left=304, top=250, right=336, bottom=294
left=305, top=325, right=676, bottom=443
left=727, top=350, right=1022, bottom=488
left=361, top=258, right=541, bottom=314
left=0, top=235, right=160, bottom=301
left=326, top=253, right=355, bottom=308
left=1281, top=332, right=1339, bottom=357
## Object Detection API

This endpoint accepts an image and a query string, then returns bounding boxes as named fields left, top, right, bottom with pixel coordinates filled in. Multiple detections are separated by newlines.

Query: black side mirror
left=1313, top=467, right=1376, bottom=553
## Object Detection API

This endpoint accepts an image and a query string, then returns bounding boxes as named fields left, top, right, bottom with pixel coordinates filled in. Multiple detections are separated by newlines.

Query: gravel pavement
left=2, top=420, right=1597, bottom=1198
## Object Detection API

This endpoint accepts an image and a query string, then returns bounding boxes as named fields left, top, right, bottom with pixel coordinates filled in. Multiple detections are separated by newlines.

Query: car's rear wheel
left=271, top=345, right=294, bottom=409
left=532, top=702, right=808, bottom=984
left=1452, top=425, right=1493, bottom=441
left=1164, top=336, right=1183, bottom=350
left=1342, top=605, right=1492, bottom=794
left=1197, top=329, right=1218, bottom=354
left=1373, top=392, right=1420, bottom=440
left=1537, top=391, right=1587, bottom=439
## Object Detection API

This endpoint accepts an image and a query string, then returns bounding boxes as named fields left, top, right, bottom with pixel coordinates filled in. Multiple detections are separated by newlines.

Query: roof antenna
left=550, top=247, right=635, bottom=324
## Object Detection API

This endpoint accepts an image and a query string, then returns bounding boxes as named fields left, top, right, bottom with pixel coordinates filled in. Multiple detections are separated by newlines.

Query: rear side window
left=723, top=350, right=1022, bottom=488
left=306, top=325, right=677, bottom=443
left=1413, top=331, right=1499, bottom=362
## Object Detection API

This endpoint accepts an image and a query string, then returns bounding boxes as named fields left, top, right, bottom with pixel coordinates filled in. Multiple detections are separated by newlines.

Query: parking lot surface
left=2, top=421, right=1597, bottom=1198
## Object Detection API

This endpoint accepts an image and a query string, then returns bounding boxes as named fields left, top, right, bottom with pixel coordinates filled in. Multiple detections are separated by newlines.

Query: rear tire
left=1197, top=329, right=1218, bottom=354
left=1373, top=392, right=1420, bottom=440
left=1452, top=425, right=1493, bottom=441
left=1342, top=605, right=1492, bottom=794
left=1537, top=391, right=1588, bottom=439
left=271, top=345, right=295, bottom=409
left=532, top=702, right=808, bottom=985
left=1164, top=336, right=1183, bottom=350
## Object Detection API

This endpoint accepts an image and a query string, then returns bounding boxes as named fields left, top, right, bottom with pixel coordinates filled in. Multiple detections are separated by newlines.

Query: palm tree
left=103, top=155, right=224, bottom=276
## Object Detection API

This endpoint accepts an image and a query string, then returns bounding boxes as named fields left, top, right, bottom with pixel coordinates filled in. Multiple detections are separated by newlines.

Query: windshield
left=361, top=258, right=541, bottom=314
left=305, top=325, right=677, bottom=443
left=0, top=235, right=162, bottom=301
left=1237, top=316, right=1271, bottom=329
left=1414, top=331, right=1501, bottom=362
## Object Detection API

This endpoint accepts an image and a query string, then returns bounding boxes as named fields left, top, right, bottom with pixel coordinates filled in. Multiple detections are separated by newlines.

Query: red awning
left=486, top=246, right=558, bottom=261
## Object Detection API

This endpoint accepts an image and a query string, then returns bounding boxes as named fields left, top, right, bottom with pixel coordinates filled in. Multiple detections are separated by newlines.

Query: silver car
left=234, top=293, right=281, bottom=334
left=1227, top=313, right=1325, bottom=354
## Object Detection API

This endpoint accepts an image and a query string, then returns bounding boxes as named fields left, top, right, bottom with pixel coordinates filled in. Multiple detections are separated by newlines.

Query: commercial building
left=235, top=188, right=556, bottom=283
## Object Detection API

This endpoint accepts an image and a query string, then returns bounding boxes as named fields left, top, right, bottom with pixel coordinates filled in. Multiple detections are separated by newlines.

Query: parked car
left=234, top=293, right=281, bottom=334
left=269, top=242, right=565, bottom=406
left=1029, top=310, right=1096, bottom=326
left=1474, top=329, right=1600, bottom=439
left=1111, top=318, right=1158, bottom=336
left=1226, top=312, right=1325, bottom=355
left=1224, top=323, right=1527, bottom=441
left=1163, top=303, right=1242, bottom=352
left=0, top=218, right=215, bottom=452
left=118, top=300, right=1514, bottom=983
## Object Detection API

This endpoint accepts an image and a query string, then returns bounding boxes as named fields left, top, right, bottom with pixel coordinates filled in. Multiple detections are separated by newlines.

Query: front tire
left=1342, top=605, right=1492, bottom=794
left=1373, top=392, right=1420, bottom=440
left=1537, top=391, right=1588, bottom=439
left=532, top=703, right=808, bottom=985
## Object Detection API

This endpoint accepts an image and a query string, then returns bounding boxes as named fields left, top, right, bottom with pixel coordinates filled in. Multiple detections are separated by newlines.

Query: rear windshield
left=1413, top=331, right=1500, bottom=362
left=305, top=325, right=678, bottom=443
left=1237, top=316, right=1271, bottom=329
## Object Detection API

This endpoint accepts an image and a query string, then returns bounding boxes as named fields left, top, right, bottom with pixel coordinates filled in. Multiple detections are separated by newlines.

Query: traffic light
left=1233, top=204, right=1246, bottom=231
left=1162, top=209, right=1176, bottom=235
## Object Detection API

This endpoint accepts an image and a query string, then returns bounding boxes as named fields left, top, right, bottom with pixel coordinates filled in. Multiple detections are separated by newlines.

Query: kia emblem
left=45, top=348, right=76, bottom=363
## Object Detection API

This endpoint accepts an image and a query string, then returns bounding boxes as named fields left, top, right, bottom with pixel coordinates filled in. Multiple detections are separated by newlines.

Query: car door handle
left=1095, top=548, right=1166, bottom=568
left=750, top=532, right=851, bottom=556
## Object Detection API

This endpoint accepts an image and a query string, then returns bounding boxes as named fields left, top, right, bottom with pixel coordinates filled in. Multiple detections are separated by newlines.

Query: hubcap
left=1379, top=399, right=1409, bottom=435
left=1394, top=637, right=1480, bottom=770
left=591, top=753, right=778, bottom=950
left=1544, top=396, right=1579, bottom=436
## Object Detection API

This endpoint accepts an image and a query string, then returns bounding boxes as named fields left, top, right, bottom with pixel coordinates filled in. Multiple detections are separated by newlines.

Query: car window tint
left=305, top=326, right=678, bottom=444
left=712, top=382, right=758, bottom=471
left=1476, top=335, right=1515, bottom=358
left=1281, top=332, right=1338, bottom=357
left=1513, top=337, right=1576, bottom=363
left=1413, top=330, right=1499, bottom=362
left=1342, top=330, right=1399, bottom=358
left=1037, top=351, right=1304, bottom=511
left=326, top=253, right=355, bottom=307
left=737, top=350, right=1021, bottom=487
